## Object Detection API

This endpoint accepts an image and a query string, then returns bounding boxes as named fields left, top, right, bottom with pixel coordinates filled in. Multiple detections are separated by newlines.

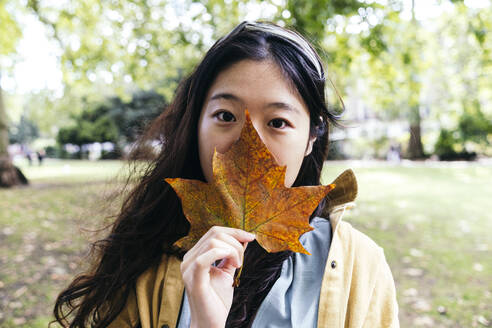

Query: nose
left=243, top=111, right=281, bottom=164
left=243, top=110, right=265, bottom=143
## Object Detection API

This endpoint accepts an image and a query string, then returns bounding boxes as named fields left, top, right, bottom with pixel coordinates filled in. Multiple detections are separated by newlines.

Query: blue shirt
left=177, top=217, right=332, bottom=327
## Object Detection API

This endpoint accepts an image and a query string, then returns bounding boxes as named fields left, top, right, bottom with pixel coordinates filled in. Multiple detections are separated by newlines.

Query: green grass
left=322, top=163, right=492, bottom=327
left=0, top=159, right=127, bottom=327
left=1, top=159, right=491, bottom=327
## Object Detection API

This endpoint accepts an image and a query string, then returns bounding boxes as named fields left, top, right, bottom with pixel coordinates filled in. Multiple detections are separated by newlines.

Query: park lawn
left=11, top=158, right=127, bottom=183
left=0, top=159, right=491, bottom=327
left=0, top=159, right=127, bottom=327
left=322, top=163, right=492, bottom=327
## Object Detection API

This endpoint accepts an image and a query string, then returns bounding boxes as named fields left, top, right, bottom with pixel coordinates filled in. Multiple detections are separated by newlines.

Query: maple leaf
left=165, top=111, right=335, bottom=255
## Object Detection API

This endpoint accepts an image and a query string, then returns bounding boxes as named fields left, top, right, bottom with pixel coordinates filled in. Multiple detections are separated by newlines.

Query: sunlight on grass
left=13, top=158, right=127, bottom=183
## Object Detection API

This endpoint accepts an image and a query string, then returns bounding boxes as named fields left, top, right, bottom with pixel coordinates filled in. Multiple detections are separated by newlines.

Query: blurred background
left=0, top=0, right=491, bottom=327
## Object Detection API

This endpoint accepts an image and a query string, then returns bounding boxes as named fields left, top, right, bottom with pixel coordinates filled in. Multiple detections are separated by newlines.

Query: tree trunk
left=0, top=72, right=28, bottom=187
left=407, top=106, right=425, bottom=159
left=408, top=124, right=424, bottom=159
left=405, top=0, right=425, bottom=160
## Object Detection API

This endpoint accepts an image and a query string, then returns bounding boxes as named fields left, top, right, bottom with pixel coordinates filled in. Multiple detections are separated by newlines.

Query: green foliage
left=25, top=0, right=248, bottom=100
left=458, top=102, right=492, bottom=145
left=0, top=1, right=22, bottom=55
left=434, top=129, right=460, bottom=158
left=359, top=24, right=387, bottom=57
left=426, top=4, right=492, bottom=156
left=111, top=90, right=166, bottom=142
left=359, top=10, right=427, bottom=121
left=57, top=107, right=119, bottom=146
left=2, top=0, right=489, bottom=159
left=434, top=99, right=491, bottom=160
left=434, top=128, right=479, bottom=161
left=285, top=0, right=374, bottom=41
left=8, top=115, right=39, bottom=144
left=0, top=1, right=24, bottom=160
left=56, top=90, right=165, bottom=147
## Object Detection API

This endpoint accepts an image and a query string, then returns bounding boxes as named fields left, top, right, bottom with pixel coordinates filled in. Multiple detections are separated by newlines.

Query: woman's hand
left=180, top=226, right=255, bottom=328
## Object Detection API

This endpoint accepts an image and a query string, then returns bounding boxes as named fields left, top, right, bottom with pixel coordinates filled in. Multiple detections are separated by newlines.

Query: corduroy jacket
left=108, top=169, right=399, bottom=328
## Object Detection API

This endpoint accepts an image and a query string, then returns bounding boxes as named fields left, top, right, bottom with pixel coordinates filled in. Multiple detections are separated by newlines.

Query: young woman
left=53, top=21, right=399, bottom=328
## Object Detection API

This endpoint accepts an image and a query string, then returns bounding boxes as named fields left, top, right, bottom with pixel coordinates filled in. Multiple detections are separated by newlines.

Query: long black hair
left=53, top=21, right=340, bottom=328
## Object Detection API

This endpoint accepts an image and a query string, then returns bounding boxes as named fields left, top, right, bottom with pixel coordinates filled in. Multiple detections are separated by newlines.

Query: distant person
left=25, top=150, right=32, bottom=166
left=387, top=142, right=401, bottom=162
left=36, top=149, right=46, bottom=166
left=53, top=21, right=399, bottom=327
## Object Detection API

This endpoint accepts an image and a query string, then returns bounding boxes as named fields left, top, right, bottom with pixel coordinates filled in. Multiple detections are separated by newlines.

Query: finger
left=213, top=226, right=256, bottom=243
left=183, top=237, right=242, bottom=275
left=183, top=236, right=228, bottom=271
left=216, top=240, right=250, bottom=270
left=206, top=238, right=242, bottom=268
left=212, top=232, right=247, bottom=264
left=202, top=226, right=255, bottom=244
left=184, top=226, right=254, bottom=264
left=197, top=233, right=246, bottom=268
left=193, top=247, right=239, bottom=279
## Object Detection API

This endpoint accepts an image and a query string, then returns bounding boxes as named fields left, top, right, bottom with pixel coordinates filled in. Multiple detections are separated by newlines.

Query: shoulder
left=338, top=220, right=385, bottom=259
left=318, top=215, right=399, bottom=326
left=335, top=220, right=389, bottom=280
left=136, top=253, right=183, bottom=297
left=109, top=254, right=184, bottom=328
left=138, top=253, right=177, bottom=280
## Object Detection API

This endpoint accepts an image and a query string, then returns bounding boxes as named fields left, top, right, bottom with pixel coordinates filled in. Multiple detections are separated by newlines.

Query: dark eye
left=268, top=118, right=288, bottom=129
left=216, top=111, right=236, bottom=122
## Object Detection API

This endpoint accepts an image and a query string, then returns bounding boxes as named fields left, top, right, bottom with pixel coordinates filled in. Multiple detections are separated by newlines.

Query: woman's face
left=198, top=59, right=315, bottom=187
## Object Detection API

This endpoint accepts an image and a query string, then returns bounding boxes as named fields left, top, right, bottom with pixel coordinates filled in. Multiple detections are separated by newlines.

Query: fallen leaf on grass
left=25, top=275, right=39, bottom=284
left=404, top=267, right=424, bottom=277
left=475, top=315, right=491, bottom=327
left=409, top=248, right=423, bottom=257
left=413, top=316, right=434, bottom=326
left=2, top=227, right=14, bottom=235
left=473, top=263, right=484, bottom=272
left=14, top=255, right=25, bottom=263
left=403, top=288, right=418, bottom=297
left=13, top=317, right=26, bottom=325
left=402, top=256, right=412, bottom=264
left=437, top=305, right=447, bottom=315
left=13, top=286, right=27, bottom=298
left=9, top=301, right=22, bottom=309
left=412, top=299, right=432, bottom=312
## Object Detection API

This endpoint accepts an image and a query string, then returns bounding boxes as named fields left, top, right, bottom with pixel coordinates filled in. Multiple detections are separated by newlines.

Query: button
left=331, top=260, right=337, bottom=269
left=161, top=325, right=169, bottom=328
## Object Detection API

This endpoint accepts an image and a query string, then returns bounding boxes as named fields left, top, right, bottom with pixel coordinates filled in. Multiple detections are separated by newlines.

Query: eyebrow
left=209, top=92, right=301, bottom=114
left=210, top=92, right=241, bottom=102
left=265, top=102, right=301, bottom=115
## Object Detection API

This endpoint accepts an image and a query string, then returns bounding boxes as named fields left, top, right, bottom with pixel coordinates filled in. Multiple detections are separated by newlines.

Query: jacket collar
left=322, top=169, right=358, bottom=230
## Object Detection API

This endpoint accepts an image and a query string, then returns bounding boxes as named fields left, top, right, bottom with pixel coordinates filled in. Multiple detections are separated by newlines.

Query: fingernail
left=247, top=232, right=255, bottom=239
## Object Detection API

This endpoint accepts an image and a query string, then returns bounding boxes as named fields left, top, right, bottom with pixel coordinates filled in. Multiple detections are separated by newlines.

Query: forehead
left=204, top=59, right=305, bottom=108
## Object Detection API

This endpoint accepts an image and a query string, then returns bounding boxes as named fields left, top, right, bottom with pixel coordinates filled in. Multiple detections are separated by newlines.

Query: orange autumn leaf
left=165, top=111, right=335, bottom=255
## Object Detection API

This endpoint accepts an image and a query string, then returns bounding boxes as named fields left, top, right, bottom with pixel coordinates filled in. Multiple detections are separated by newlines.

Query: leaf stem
left=233, top=264, right=243, bottom=287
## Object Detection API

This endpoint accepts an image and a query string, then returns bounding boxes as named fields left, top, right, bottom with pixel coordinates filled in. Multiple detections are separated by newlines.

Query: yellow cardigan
left=109, top=170, right=400, bottom=328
